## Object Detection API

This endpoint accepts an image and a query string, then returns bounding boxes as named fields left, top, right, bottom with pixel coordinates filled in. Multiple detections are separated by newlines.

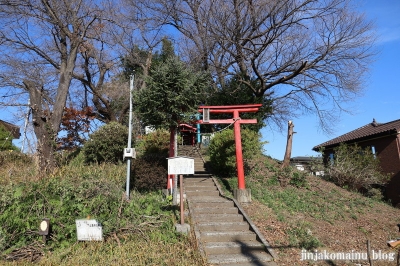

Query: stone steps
left=179, top=145, right=277, bottom=266
left=208, top=253, right=277, bottom=265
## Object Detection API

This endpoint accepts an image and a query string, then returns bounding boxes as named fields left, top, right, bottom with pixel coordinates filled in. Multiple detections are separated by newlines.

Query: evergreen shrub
left=136, top=129, right=170, bottom=157
left=208, top=129, right=262, bottom=176
left=82, top=122, right=129, bottom=164
left=131, top=154, right=168, bottom=192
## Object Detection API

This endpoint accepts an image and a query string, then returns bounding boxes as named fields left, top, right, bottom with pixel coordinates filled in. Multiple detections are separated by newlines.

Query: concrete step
left=207, top=252, right=276, bottom=265
left=192, top=213, right=244, bottom=222
left=197, top=221, right=249, bottom=231
left=185, top=183, right=215, bottom=189
left=190, top=201, right=234, bottom=208
left=204, top=241, right=266, bottom=255
left=200, top=231, right=257, bottom=242
left=192, top=207, right=238, bottom=214
left=184, top=174, right=212, bottom=178
left=185, top=185, right=217, bottom=190
left=185, top=184, right=216, bottom=189
left=188, top=196, right=230, bottom=203
left=194, top=171, right=209, bottom=175
left=186, top=190, right=219, bottom=197
left=185, top=182, right=216, bottom=188
left=185, top=178, right=215, bottom=183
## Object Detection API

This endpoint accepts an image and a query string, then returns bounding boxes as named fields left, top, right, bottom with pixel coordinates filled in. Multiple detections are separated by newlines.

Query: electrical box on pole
left=123, top=148, right=136, bottom=160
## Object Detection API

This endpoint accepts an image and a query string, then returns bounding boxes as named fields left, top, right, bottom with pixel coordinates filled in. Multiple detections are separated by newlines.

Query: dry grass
left=0, top=152, right=39, bottom=185
left=2, top=232, right=206, bottom=266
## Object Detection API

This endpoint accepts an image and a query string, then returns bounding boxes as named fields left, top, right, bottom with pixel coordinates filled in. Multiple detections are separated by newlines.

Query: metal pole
left=126, top=74, right=134, bottom=199
left=180, top=174, right=184, bottom=225
left=173, top=128, right=178, bottom=205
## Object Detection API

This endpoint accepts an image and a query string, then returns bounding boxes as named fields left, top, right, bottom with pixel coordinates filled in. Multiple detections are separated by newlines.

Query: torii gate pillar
left=198, top=104, right=262, bottom=203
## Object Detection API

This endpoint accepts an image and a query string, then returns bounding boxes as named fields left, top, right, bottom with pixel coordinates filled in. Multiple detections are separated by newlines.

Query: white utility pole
left=125, top=74, right=135, bottom=199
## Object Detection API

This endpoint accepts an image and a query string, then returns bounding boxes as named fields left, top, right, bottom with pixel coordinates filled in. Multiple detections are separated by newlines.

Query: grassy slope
left=0, top=152, right=206, bottom=266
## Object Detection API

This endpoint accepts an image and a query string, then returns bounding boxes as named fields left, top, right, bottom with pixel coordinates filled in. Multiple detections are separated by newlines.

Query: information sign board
left=167, top=157, right=194, bottom=175
left=76, top=219, right=103, bottom=241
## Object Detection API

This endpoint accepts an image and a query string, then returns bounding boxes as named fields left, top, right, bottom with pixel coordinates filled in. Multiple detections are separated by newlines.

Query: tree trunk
left=28, top=83, right=57, bottom=173
left=281, top=121, right=294, bottom=168
left=24, top=43, right=78, bottom=173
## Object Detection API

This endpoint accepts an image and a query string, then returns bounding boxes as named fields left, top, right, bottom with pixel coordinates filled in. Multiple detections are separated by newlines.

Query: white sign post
left=167, top=156, right=194, bottom=175
left=167, top=156, right=194, bottom=234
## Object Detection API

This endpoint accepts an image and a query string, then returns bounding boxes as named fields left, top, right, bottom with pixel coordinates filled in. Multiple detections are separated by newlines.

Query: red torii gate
left=198, top=104, right=262, bottom=197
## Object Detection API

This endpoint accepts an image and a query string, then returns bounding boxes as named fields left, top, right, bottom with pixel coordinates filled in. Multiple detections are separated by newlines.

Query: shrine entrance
left=198, top=104, right=262, bottom=203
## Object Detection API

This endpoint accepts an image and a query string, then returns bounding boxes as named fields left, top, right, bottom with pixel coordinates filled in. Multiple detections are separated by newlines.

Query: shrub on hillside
left=82, top=122, right=129, bottom=164
left=136, top=129, right=170, bottom=157
left=0, top=150, right=32, bottom=166
left=208, top=129, right=262, bottom=176
left=325, top=143, right=389, bottom=194
left=0, top=125, right=18, bottom=151
left=131, top=154, right=168, bottom=192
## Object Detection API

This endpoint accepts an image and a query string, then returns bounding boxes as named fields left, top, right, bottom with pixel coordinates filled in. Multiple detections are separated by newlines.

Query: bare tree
left=0, top=0, right=113, bottom=172
left=132, top=0, right=376, bottom=132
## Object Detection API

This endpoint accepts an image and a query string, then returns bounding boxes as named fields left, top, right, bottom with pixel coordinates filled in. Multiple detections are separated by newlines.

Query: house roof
left=312, top=118, right=400, bottom=151
left=290, top=156, right=316, bottom=162
left=0, top=119, right=21, bottom=139
left=290, top=156, right=318, bottom=165
left=179, top=123, right=197, bottom=132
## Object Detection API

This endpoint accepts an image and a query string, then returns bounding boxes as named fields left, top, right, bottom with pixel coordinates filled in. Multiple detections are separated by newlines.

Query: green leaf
left=13, top=187, right=23, bottom=199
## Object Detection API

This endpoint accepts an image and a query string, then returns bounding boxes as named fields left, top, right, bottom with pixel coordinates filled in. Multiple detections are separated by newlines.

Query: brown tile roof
left=313, top=118, right=400, bottom=151
left=0, top=119, right=21, bottom=139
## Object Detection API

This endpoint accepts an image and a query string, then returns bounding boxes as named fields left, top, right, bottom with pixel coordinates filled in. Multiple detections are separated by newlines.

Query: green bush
left=325, top=143, right=389, bottom=194
left=208, top=129, right=262, bottom=176
left=289, top=171, right=308, bottom=188
left=286, top=221, right=322, bottom=250
left=136, top=129, right=170, bottom=157
left=0, top=125, right=18, bottom=151
left=82, top=122, right=129, bottom=164
left=131, top=154, right=168, bottom=192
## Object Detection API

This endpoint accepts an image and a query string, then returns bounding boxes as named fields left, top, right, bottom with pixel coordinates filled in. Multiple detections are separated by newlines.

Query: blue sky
left=262, top=0, right=400, bottom=160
